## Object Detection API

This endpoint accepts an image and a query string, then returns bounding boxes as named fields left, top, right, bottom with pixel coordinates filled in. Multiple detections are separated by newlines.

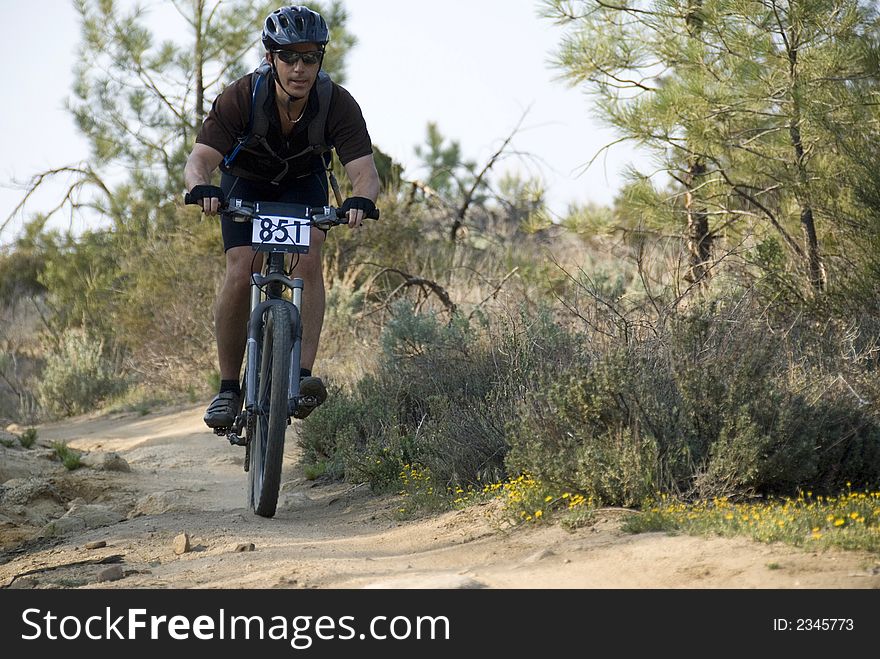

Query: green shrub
left=505, top=354, right=660, bottom=507
left=19, top=427, right=37, bottom=448
left=299, top=375, right=399, bottom=485
left=51, top=441, right=82, bottom=470
left=111, top=218, right=222, bottom=393
left=505, top=300, right=880, bottom=505
left=301, top=301, right=581, bottom=494
left=36, top=329, right=125, bottom=418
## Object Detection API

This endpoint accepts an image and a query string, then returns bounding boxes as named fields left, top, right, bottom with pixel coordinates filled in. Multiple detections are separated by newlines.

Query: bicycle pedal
left=227, top=433, right=247, bottom=446
left=289, top=396, right=315, bottom=416
left=213, top=427, right=230, bottom=437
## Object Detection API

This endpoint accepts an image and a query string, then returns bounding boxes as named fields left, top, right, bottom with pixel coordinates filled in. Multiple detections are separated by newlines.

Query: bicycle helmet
left=262, top=6, right=330, bottom=50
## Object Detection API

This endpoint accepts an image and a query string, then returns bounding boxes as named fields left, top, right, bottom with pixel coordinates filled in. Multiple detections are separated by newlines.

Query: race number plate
left=251, top=214, right=311, bottom=253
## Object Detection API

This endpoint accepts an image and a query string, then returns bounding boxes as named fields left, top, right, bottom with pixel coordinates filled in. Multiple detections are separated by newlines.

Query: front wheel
left=248, top=304, right=292, bottom=517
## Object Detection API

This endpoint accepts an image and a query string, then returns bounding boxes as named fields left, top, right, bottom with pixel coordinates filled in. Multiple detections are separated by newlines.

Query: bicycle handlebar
left=183, top=194, right=380, bottom=225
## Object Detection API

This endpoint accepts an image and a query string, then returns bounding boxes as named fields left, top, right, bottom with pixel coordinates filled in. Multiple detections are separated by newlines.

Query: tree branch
left=452, top=111, right=528, bottom=241
left=1, top=165, right=112, bottom=238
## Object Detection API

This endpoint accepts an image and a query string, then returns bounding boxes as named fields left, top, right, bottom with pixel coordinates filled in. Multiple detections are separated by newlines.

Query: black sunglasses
left=272, top=50, right=323, bottom=66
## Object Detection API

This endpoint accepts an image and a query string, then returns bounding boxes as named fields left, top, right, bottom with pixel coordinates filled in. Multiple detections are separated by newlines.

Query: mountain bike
left=184, top=194, right=379, bottom=517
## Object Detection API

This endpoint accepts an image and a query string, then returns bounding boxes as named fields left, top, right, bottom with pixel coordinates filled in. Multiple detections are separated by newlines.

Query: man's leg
left=291, top=227, right=327, bottom=418
left=291, top=227, right=325, bottom=371
left=205, top=246, right=262, bottom=428
left=216, top=246, right=263, bottom=379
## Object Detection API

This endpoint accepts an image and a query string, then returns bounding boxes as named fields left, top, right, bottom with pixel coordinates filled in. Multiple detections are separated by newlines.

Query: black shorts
left=219, top=172, right=330, bottom=252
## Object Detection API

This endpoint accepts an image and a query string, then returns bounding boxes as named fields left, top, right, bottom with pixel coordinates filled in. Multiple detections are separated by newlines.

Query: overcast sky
left=0, top=0, right=651, bottom=243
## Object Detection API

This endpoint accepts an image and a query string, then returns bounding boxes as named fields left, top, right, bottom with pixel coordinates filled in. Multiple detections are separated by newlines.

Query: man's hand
left=340, top=196, right=376, bottom=228
left=188, top=184, right=225, bottom=216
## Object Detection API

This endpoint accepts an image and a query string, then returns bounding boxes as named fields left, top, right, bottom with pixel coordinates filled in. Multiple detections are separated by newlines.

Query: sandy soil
left=1, top=403, right=878, bottom=590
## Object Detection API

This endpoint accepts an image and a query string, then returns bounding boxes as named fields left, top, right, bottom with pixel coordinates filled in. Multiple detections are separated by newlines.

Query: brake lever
left=310, top=206, right=345, bottom=231
left=223, top=199, right=258, bottom=223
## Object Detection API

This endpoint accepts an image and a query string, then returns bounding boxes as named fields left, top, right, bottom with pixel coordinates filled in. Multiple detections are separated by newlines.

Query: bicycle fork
left=227, top=275, right=303, bottom=448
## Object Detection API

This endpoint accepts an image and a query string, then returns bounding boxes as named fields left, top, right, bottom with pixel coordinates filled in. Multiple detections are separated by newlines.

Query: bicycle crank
left=219, top=413, right=248, bottom=446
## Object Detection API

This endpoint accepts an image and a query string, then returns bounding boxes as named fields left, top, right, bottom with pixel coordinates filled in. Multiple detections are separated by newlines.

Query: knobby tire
left=248, top=303, right=292, bottom=518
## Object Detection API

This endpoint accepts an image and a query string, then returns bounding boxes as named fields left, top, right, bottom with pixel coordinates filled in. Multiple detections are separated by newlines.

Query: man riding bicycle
left=183, top=5, right=380, bottom=429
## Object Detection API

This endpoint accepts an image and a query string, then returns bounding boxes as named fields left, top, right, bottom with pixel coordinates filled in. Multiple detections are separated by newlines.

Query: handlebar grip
left=335, top=207, right=380, bottom=220
left=184, top=186, right=226, bottom=207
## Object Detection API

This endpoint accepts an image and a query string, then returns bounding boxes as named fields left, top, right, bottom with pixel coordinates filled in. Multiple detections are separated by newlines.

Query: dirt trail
left=1, top=403, right=878, bottom=590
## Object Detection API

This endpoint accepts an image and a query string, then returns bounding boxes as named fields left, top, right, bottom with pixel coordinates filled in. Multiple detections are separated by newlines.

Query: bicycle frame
left=217, top=200, right=358, bottom=447
left=227, top=251, right=304, bottom=447
left=246, top=258, right=303, bottom=417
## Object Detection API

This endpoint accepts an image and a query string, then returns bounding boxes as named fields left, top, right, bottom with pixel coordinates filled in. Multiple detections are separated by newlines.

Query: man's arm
left=184, top=143, right=225, bottom=215
left=341, top=154, right=381, bottom=227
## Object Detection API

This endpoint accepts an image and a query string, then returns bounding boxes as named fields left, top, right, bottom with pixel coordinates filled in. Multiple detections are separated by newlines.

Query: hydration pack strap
left=223, top=61, right=273, bottom=170
left=308, top=71, right=332, bottom=156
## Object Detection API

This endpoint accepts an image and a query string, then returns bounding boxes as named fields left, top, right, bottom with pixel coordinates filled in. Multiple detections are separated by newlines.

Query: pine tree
left=67, top=0, right=353, bottom=226
left=543, top=0, right=880, bottom=295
